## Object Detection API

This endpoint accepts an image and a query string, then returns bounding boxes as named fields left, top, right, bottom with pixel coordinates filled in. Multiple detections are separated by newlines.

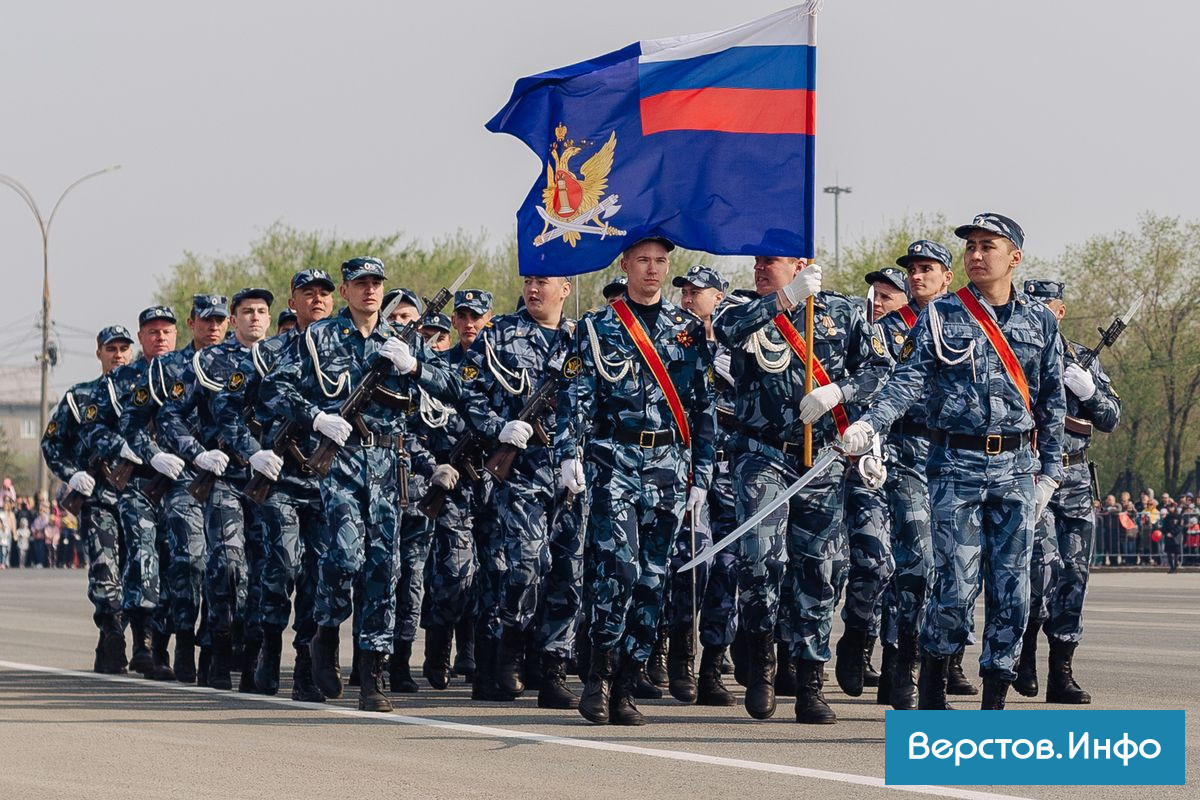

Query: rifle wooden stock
left=483, top=373, right=560, bottom=483
left=417, top=433, right=482, bottom=521
left=61, top=490, right=87, bottom=516
left=143, top=473, right=172, bottom=506
left=63, top=456, right=129, bottom=515
left=103, top=458, right=135, bottom=491
left=187, top=468, right=219, bottom=503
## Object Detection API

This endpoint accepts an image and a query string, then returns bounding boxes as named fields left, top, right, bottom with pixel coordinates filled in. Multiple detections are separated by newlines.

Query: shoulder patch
left=871, top=335, right=886, bottom=357
left=45, top=420, right=57, bottom=437
left=227, top=371, right=246, bottom=391
left=171, top=381, right=186, bottom=399
left=563, top=355, right=583, bottom=379
left=132, top=387, right=150, bottom=407
left=899, top=339, right=916, bottom=363
left=84, top=404, right=98, bottom=421
left=460, top=364, right=479, bottom=381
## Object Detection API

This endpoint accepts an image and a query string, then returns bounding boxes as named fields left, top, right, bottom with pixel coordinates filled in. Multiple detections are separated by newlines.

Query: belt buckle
left=639, top=431, right=655, bottom=448
left=362, top=432, right=375, bottom=448
left=984, top=434, right=1002, bottom=455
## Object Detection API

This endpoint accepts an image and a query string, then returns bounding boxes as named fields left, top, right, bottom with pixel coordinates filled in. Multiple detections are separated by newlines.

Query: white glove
left=193, top=450, right=229, bottom=476
left=150, top=452, right=185, bottom=480
left=840, top=420, right=875, bottom=455
left=68, top=471, right=95, bottom=497
left=798, top=383, right=844, bottom=425
left=560, top=458, right=586, bottom=495
left=313, top=411, right=352, bottom=446
left=781, top=262, right=823, bottom=306
left=119, top=443, right=143, bottom=465
left=685, top=485, right=706, bottom=517
left=432, top=463, right=460, bottom=490
left=713, top=350, right=733, bottom=385
left=249, top=449, right=284, bottom=481
left=1034, top=477, right=1059, bottom=518
left=857, top=455, right=888, bottom=491
left=379, top=337, right=417, bottom=375
left=498, top=420, right=534, bottom=449
left=1063, top=363, right=1096, bottom=401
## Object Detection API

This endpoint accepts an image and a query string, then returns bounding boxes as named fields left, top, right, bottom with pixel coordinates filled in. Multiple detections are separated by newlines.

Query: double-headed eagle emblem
left=534, top=124, right=625, bottom=247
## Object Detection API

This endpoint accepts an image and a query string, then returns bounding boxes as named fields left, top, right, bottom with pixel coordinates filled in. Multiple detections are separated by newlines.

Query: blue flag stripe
left=638, top=45, right=813, bottom=96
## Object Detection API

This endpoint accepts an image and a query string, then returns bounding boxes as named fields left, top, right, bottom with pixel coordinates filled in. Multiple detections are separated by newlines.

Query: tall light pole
left=823, top=184, right=852, bottom=271
left=0, top=165, right=121, bottom=499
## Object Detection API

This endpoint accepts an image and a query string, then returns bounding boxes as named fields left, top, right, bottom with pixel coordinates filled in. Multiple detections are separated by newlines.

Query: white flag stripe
left=638, top=4, right=815, bottom=64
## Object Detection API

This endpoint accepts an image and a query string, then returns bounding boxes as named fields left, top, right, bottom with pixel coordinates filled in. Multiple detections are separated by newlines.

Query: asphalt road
left=0, top=569, right=1194, bottom=799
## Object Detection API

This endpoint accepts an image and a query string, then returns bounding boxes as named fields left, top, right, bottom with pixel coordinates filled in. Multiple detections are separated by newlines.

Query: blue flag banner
left=486, top=4, right=818, bottom=276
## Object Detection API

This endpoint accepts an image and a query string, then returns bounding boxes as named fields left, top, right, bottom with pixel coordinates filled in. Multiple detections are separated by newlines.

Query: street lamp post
left=0, top=166, right=121, bottom=499
left=822, top=184, right=852, bottom=271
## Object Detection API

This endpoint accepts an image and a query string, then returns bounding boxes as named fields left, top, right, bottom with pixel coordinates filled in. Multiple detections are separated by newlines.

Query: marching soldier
left=715, top=257, right=890, bottom=724
left=557, top=237, right=715, bottom=726
left=1016, top=280, right=1120, bottom=703
left=41, top=324, right=137, bottom=673
left=277, top=309, right=298, bottom=335
left=843, top=213, right=1067, bottom=711
left=262, top=257, right=461, bottom=712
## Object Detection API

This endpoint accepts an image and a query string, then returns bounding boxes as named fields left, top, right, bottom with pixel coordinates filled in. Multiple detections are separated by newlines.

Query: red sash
left=897, top=305, right=918, bottom=329
left=955, top=286, right=1032, bottom=413
left=771, top=313, right=850, bottom=435
left=611, top=299, right=691, bottom=447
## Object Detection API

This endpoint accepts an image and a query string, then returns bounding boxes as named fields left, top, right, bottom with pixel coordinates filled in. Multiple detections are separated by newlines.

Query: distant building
left=0, top=365, right=54, bottom=493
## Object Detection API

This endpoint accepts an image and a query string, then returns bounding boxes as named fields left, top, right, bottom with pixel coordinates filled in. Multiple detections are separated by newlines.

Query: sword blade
left=677, top=446, right=841, bottom=572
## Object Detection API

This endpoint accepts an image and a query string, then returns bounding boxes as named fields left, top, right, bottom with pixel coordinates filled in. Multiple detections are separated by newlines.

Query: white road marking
left=0, top=658, right=1034, bottom=800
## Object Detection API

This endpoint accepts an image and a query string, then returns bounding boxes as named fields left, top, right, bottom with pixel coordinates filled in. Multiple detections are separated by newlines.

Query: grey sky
left=2, top=0, right=1195, bottom=390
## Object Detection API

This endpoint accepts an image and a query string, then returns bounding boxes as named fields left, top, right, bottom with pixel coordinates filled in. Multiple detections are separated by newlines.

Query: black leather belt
left=344, top=432, right=404, bottom=449
left=929, top=430, right=1032, bottom=455
left=609, top=427, right=680, bottom=448
left=736, top=423, right=810, bottom=457
left=1063, top=449, right=1088, bottom=467
left=891, top=421, right=932, bottom=440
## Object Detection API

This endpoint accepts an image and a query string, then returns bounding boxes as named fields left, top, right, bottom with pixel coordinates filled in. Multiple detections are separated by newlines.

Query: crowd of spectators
left=1095, top=489, right=1200, bottom=571
left=0, top=479, right=85, bottom=570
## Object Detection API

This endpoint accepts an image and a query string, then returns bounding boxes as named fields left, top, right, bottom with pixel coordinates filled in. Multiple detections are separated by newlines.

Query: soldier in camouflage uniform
left=844, top=213, right=1067, bottom=711
left=42, top=324, right=138, bottom=673
left=158, top=288, right=274, bottom=691
left=213, top=269, right=335, bottom=701
left=462, top=279, right=582, bottom=708
left=1015, top=279, right=1120, bottom=704
left=557, top=237, right=715, bottom=726
left=715, top=257, right=891, bottom=724
left=263, top=258, right=460, bottom=712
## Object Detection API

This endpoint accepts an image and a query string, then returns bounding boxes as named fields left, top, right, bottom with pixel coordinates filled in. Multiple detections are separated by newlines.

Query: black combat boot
left=731, top=628, right=749, bottom=687
left=471, top=635, right=517, bottom=702
left=1045, top=639, right=1091, bottom=704
left=291, top=648, right=326, bottom=702
left=422, top=625, right=454, bottom=690
left=719, top=650, right=734, bottom=675
left=578, top=647, right=616, bottom=724
left=174, top=628, right=196, bottom=683
left=255, top=626, right=284, bottom=696
left=891, top=629, right=920, bottom=710
left=667, top=628, right=697, bottom=703
left=209, top=632, right=234, bottom=691
left=149, top=631, right=176, bottom=681
left=348, top=646, right=362, bottom=687
left=96, top=613, right=128, bottom=675
left=522, top=632, right=543, bottom=691
left=916, top=652, right=953, bottom=710
left=834, top=626, right=868, bottom=697
left=93, top=631, right=106, bottom=674
left=744, top=632, right=777, bottom=720
left=495, top=627, right=525, bottom=697
left=238, top=633, right=262, bottom=693
left=609, top=656, right=648, bottom=726
left=632, top=661, right=663, bottom=699
left=574, top=617, right=590, bottom=683
left=452, top=616, right=476, bottom=680
left=196, top=645, right=212, bottom=688
left=794, top=658, right=836, bottom=724
left=876, top=643, right=896, bottom=705
left=646, top=628, right=669, bottom=688
left=775, top=640, right=797, bottom=697
left=230, top=618, right=245, bottom=666
left=537, top=652, right=579, bottom=709
left=310, top=625, right=343, bottom=699
left=696, top=645, right=735, bottom=706
left=863, top=636, right=880, bottom=687
left=389, top=639, right=419, bottom=693
left=1013, top=622, right=1040, bottom=697
left=358, top=650, right=393, bottom=712
left=946, top=651, right=978, bottom=695
left=128, top=610, right=154, bottom=675
left=981, top=676, right=1010, bottom=710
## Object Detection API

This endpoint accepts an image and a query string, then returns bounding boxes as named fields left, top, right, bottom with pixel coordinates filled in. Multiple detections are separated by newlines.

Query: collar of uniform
left=335, top=306, right=392, bottom=339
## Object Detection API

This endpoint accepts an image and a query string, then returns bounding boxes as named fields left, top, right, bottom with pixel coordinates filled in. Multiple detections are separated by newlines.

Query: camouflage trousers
left=421, top=480, right=480, bottom=629
left=204, top=479, right=263, bottom=638
left=837, top=467, right=894, bottom=634
left=81, top=489, right=122, bottom=625
left=392, top=508, right=432, bottom=644
left=163, top=480, right=206, bottom=635
left=118, top=481, right=161, bottom=614
left=698, top=465, right=740, bottom=648
left=585, top=440, right=688, bottom=663
left=733, top=439, right=848, bottom=662
left=1033, top=460, right=1095, bottom=643
left=922, top=445, right=1036, bottom=680
left=534, top=491, right=584, bottom=657
left=258, top=479, right=325, bottom=649
left=883, top=434, right=935, bottom=644
left=489, top=474, right=555, bottom=634
left=664, top=503, right=713, bottom=632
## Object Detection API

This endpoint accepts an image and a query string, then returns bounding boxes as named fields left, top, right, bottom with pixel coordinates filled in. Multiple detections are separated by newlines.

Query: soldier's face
left=96, top=340, right=132, bottom=373
left=189, top=314, right=229, bottom=347
left=621, top=242, right=670, bottom=298
left=871, top=281, right=908, bottom=319
left=389, top=302, right=421, bottom=325
left=753, top=256, right=802, bottom=296
left=233, top=299, right=271, bottom=343
left=137, top=320, right=177, bottom=359
left=452, top=309, right=490, bottom=348
left=423, top=330, right=452, bottom=351
left=679, top=284, right=722, bottom=320
left=905, top=259, right=952, bottom=304
left=340, top=276, right=384, bottom=315
left=523, top=276, right=570, bottom=322
left=290, top=285, right=334, bottom=329
left=277, top=319, right=297, bottom=334
left=963, top=234, right=1021, bottom=287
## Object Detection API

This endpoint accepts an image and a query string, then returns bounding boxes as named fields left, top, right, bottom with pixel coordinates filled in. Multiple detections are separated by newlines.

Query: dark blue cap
left=341, top=256, right=387, bottom=282
left=291, top=269, right=335, bottom=291
left=602, top=275, right=627, bottom=299
left=864, top=266, right=908, bottom=294
left=192, top=294, right=230, bottom=319
left=454, top=289, right=493, bottom=315
left=624, top=235, right=676, bottom=254
left=383, top=288, right=423, bottom=315
left=955, top=212, right=1025, bottom=250
left=232, top=287, right=274, bottom=311
left=1024, top=280, right=1064, bottom=301
left=422, top=312, right=452, bottom=333
left=138, top=305, right=176, bottom=327
left=897, top=239, right=953, bottom=269
left=672, top=264, right=729, bottom=293
left=96, top=325, right=134, bottom=346
left=277, top=308, right=298, bottom=326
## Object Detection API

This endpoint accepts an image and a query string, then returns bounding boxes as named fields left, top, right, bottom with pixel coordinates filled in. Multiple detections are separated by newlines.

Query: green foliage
left=814, top=212, right=963, bottom=296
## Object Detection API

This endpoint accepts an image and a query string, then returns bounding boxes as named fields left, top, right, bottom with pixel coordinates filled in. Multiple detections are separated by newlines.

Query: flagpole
left=803, top=3, right=817, bottom=469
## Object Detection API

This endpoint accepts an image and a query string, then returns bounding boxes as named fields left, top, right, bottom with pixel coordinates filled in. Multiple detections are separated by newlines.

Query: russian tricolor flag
left=488, top=5, right=818, bottom=276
